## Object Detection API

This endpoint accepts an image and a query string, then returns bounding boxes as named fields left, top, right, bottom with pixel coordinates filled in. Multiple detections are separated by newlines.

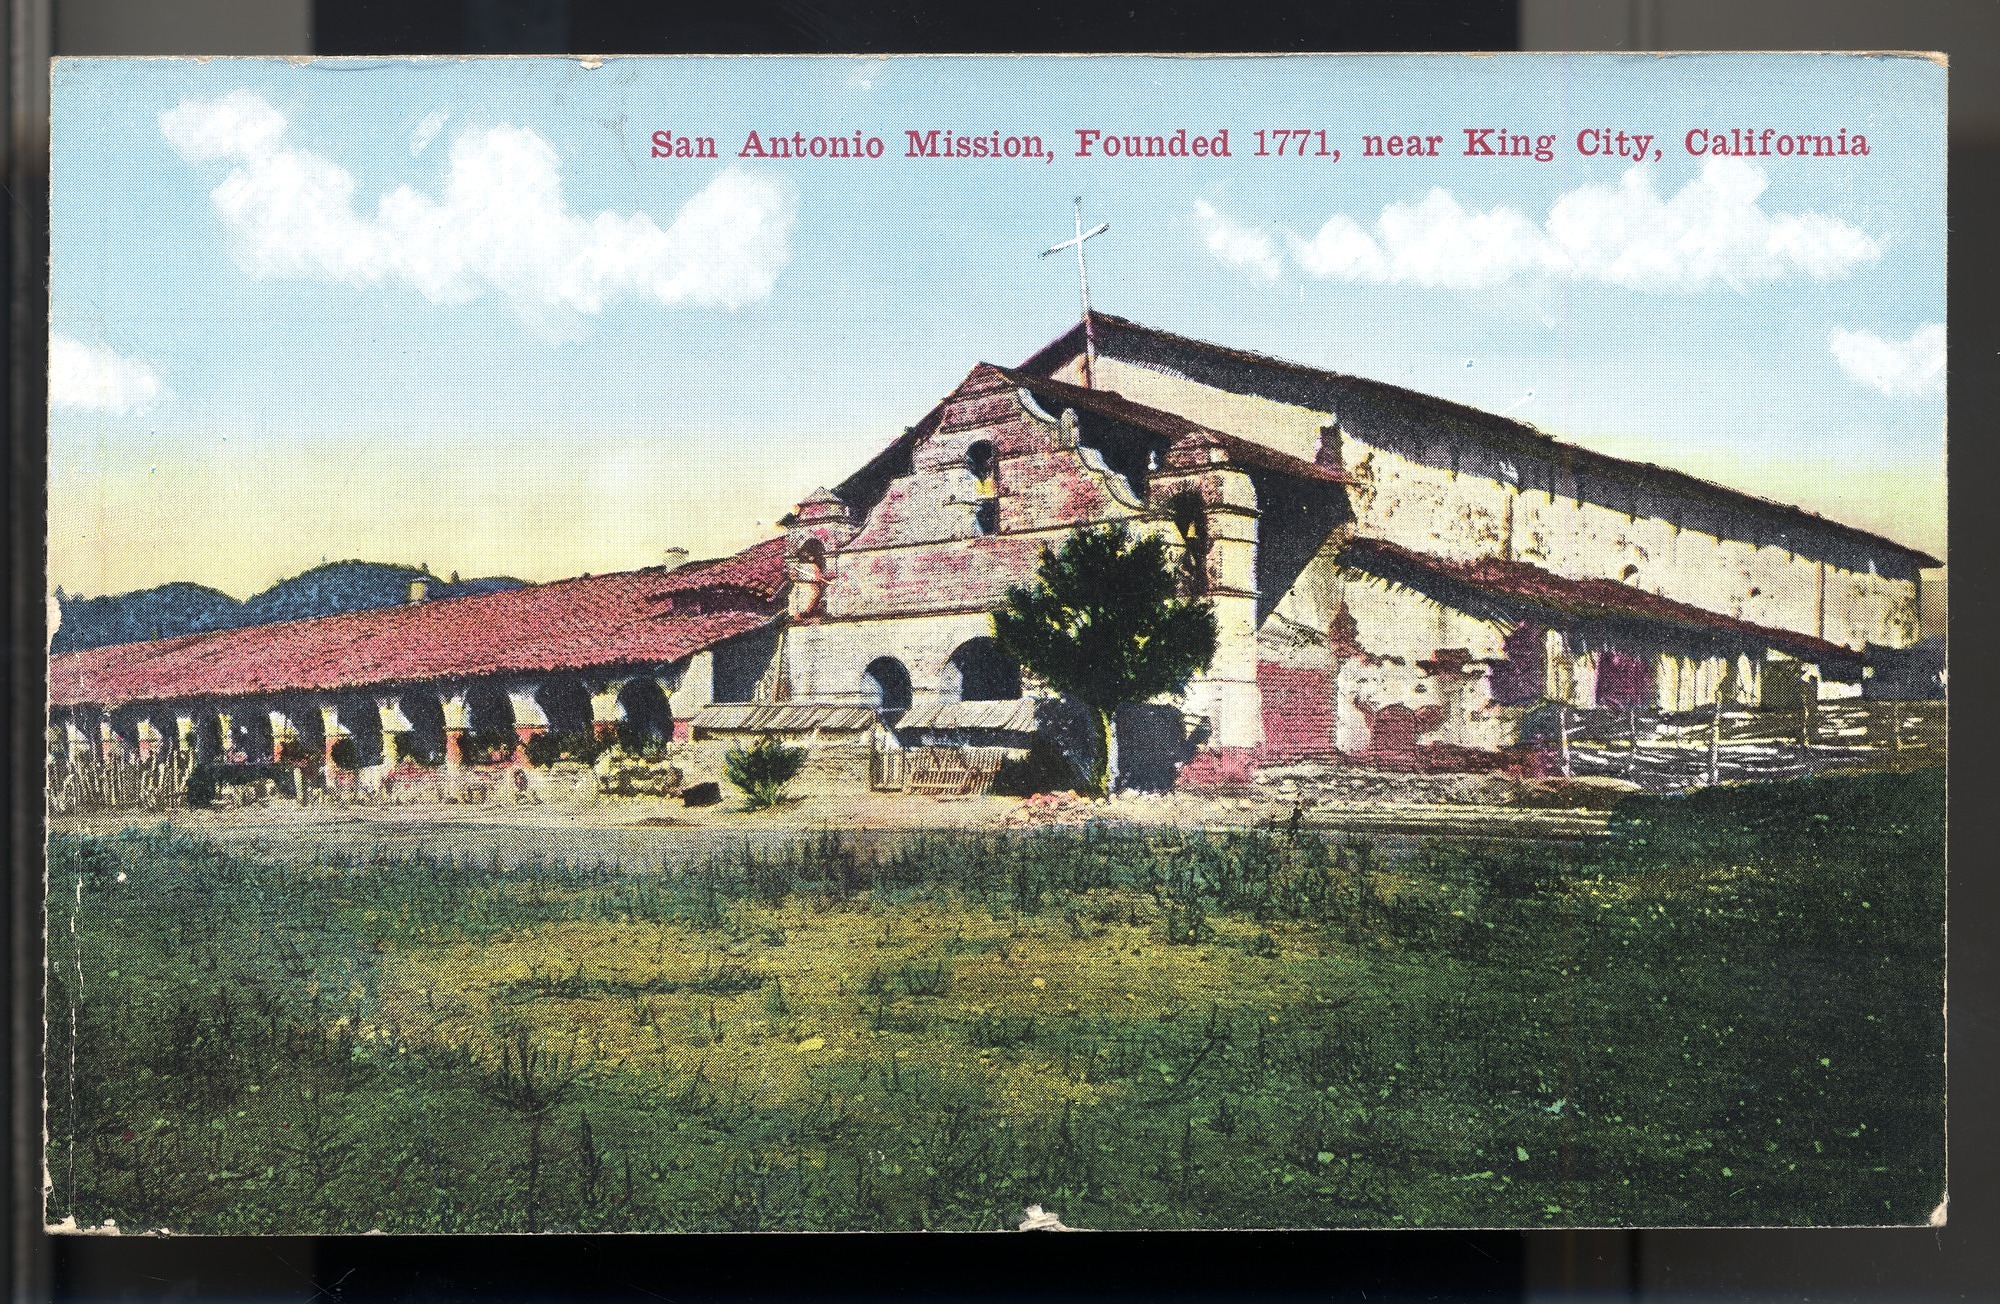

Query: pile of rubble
left=592, top=750, right=685, bottom=798
left=1001, top=790, right=1100, bottom=825
left=1248, top=762, right=1525, bottom=808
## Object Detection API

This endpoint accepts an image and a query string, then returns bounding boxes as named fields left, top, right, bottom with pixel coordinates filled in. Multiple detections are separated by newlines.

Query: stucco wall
left=1062, top=353, right=1921, bottom=653
left=1263, top=550, right=1515, bottom=754
left=780, top=611, right=1003, bottom=708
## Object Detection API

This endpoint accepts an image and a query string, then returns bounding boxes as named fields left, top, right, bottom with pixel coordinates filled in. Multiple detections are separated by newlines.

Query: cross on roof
left=1040, top=198, right=1109, bottom=388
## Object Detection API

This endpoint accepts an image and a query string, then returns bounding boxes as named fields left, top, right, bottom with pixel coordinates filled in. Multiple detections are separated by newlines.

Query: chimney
left=406, top=579, right=428, bottom=605
left=662, top=547, right=690, bottom=571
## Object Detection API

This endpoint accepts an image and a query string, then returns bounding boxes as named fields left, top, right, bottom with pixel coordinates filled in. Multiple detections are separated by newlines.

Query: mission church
left=49, top=309, right=1936, bottom=791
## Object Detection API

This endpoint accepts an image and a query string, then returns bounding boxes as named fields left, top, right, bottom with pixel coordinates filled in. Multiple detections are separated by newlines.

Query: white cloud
left=49, top=334, right=166, bottom=413
left=1282, top=158, right=1879, bottom=293
left=1829, top=323, right=1945, bottom=398
left=160, top=90, right=797, bottom=333
left=1193, top=199, right=1283, bottom=281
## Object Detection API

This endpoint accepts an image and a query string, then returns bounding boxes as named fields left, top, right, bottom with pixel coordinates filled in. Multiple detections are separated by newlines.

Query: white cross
left=1040, top=198, right=1109, bottom=388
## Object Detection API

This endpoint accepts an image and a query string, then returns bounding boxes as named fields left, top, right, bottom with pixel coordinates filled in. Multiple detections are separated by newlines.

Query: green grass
left=45, top=769, right=1944, bottom=1231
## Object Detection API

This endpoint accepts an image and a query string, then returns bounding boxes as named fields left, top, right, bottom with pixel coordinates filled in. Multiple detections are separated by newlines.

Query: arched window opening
left=862, top=657, right=913, bottom=715
left=335, top=697, right=386, bottom=767
left=966, top=440, right=998, bottom=493
left=947, top=637, right=1022, bottom=702
left=1619, top=564, right=1640, bottom=583
left=467, top=684, right=516, bottom=738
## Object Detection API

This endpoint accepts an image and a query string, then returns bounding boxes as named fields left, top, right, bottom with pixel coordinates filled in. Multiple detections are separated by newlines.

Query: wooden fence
left=900, top=746, right=1008, bottom=797
left=47, top=749, right=194, bottom=814
left=1547, top=699, right=1944, bottom=790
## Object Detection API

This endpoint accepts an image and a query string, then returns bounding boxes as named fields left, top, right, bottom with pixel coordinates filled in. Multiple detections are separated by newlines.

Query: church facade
left=49, top=313, right=1937, bottom=788
left=767, top=313, right=1932, bottom=776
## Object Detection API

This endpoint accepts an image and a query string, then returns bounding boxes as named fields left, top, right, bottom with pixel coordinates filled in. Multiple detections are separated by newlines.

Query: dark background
left=10, top=1, right=1994, bottom=1300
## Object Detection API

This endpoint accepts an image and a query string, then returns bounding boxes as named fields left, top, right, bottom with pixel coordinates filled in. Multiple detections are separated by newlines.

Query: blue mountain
left=52, top=562, right=527, bottom=654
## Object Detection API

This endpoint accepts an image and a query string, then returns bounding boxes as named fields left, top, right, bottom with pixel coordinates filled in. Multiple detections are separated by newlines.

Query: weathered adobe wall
left=780, top=610, right=1001, bottom=708
left=1055, top=353, right=1921, bottom=652
left=825, top=368, right=1161, bottom=622
left=1262, top=550, right=1515, bottom=756
left=1256, top=551, right=1780, bottom=758
left=1347, top=440, right=1920, bottom=651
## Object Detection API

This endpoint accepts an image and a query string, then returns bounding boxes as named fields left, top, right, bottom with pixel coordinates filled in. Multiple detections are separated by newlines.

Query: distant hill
left=50, top=582, right=244, bottom=654
left=52, top=561, right=527, bottom=654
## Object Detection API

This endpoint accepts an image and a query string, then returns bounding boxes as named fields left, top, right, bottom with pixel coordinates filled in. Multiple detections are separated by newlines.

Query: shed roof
left=690, top=703, right=877, bottom=733
left=898, top=699, right=1040, bottom=733
left=1338, top=536, right=1862, bottom=664
left=51, top=539, right=787, bottom=710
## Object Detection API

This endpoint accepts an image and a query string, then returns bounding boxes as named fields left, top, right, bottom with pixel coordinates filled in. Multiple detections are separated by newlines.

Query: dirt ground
left=51, top=756, right=1638, bottom=865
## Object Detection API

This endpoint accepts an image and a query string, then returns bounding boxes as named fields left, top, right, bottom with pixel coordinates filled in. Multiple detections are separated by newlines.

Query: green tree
left=993, top=522, right=1217, bottom=795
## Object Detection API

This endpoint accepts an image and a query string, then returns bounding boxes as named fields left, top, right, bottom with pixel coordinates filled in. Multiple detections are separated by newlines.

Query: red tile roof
left=51, top=538, right=788, bottom=709
left=1339, top=537, right=1861, bottom=664
left=648, top=537, right=791, bottom=599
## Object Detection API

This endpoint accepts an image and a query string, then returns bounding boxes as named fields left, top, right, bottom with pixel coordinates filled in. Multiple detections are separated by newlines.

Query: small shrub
left=327, top=738, right=360, bottom=771
left=965, top=1013, right=1036, bottom=1049
left=689, top=960, right=763, bottom=995
left=465, top=728, right=520, bottom=764
left=525, top=730, right=604, bottom=768
left=723, top=736, right=807, bottom=810
left=392, top=732, right=441, bottom=767
left=1160, top=895, right=1210, bottom=945
left=894, top=958, right=952, bottom=998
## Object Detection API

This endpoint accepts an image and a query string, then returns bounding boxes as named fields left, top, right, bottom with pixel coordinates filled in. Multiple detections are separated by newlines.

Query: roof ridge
left=990, top=364, right=1353, bottom=486
left=1017, top=312, right=1939, bottom=567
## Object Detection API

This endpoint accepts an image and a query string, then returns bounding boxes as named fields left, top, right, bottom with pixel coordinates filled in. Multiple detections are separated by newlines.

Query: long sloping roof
left=988, top=365, right=1355, bottom=487
left=51, top=539, right=788, bottom=709
left=1020, top=313, right=1940, bottom=569
left=1339, top=536, right=1860, bottom=664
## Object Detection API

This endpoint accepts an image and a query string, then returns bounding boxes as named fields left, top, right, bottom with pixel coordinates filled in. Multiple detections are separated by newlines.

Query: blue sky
left=50, top=53, right=1945, bottom=598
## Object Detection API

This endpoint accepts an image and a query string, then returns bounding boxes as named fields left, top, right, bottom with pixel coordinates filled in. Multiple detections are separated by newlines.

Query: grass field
left=46, top=769, right=1944, bottom=1232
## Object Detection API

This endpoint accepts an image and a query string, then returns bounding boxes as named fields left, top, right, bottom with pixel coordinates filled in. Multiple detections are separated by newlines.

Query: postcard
left=44, top=52, right=1945, bottom=1232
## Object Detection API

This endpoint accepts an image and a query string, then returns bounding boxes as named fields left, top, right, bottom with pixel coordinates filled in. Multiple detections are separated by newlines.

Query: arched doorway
left=193, top=711, right=224, bottom=763
left=535, top=677, right=594, bottom=737
left=335, top=697, right=385, bottom=767
left=400, top=693, right=447, bottom=764
left=945, top=638, right=1022, bottom=701
left=861, top=656, right=913, bottom=715
left=617, top=678, right=671, bottom=746
left=465, top=684, right=516, bottom=762
left=234, top=710, right=275, bottom=763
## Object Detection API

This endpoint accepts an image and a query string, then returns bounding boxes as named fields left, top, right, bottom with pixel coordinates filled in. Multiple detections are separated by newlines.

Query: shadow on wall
left=1032, top=698, right=1194, bottom=792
